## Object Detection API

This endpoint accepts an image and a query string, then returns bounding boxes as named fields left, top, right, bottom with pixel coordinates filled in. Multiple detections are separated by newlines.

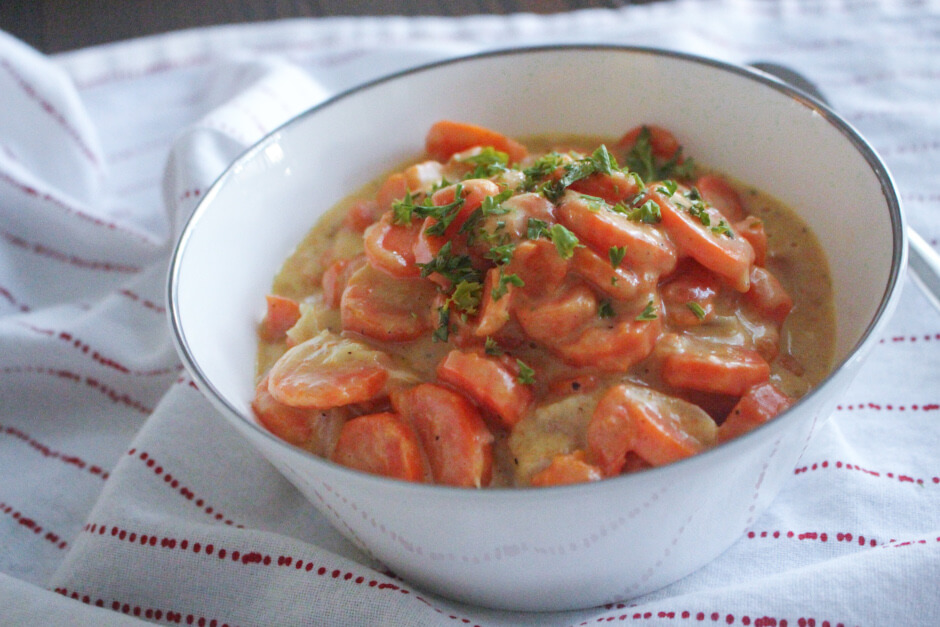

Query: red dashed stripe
left=793, top=459, right=939, bottom=486
left=177, top=188, right=203, bottom=204
left=0, top=170, right=157, bottom=246
left=880, top=333, right=940, bottom=343
left=17, top=322, right=181, bottom=376
left=0, top=57, right=101, bottom=167
left=52, top=588, right=230, bottom=626
left=1, top=229, right=141, bottom=273
left=1, top=366, right=153, bottom=414
left=0, top=284, right=30, bottom=312
left=580, top=608, right=850, bottom=626
left=747, top=529, right=879, bottom=547
left=129, top=448, right=240, bottom=527
left=74, top=521, right=482, bottom=627
left=835, top=402, right=940, bottom=412
left=117, top=288, right=166, bottom=313
left=2, top=423, right=110, bottom=480
left=0, top=501, right=69, bottom=549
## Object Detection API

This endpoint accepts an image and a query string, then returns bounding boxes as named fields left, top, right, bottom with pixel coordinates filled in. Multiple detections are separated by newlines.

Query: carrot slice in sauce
left=616, top=124, right=683, bottom=160
left=340, top=263, right=436, bottom=342
left=259, top=294, right=302, bottom=342
left=363, top=211, right=422, bottom=278
left=658, top=333, right=771, bottom=397
left=660, top=260, right=722, bottom=327
left=252, top=375, right=345, bottom=455
left=746, top=265, right=794, bottom=325
left=694, top=173, right=746, bottom=222
left=552, top=299, right=663, bottom=372
left=425, top=120, right=528, bottom=164
left=718, top=381, right=794, bottom=443
left=735, top=216, right=768, bottom=266
left=587, top=383, right=716, bottom=475
left=436, top=350, right=533, bottom=428
left=557, top=193, right=677, bottom=278
left=266, top=331, right=390, bottom=409
left=529, top=450, right=602, bottom=487
left=396, top=383, right=494, bottom=488
left=331, top=412, right=426, bottom=482
left=650, top=188, right=755, bottom=292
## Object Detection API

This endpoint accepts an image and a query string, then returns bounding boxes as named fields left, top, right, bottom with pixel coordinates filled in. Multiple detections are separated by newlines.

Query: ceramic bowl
left=168, top=45, right=905, bottom=611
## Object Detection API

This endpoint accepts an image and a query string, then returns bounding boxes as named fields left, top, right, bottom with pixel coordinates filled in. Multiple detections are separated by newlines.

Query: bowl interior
left=169, top=45, right=903, bottom=465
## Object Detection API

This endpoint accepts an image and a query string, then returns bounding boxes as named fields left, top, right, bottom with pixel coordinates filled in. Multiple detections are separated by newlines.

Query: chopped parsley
left=598, top=300, right=616, bottom=318
left=449, top=280, right=482, bottom=314
left=548, top=223, right=581, bottom=259
left=635, top=299, right=658, bottom=321
left=491, top=269, right=524, bottom=301
left=416, top=241, right=482, bottom=285
left=687, top=302, right=707, bottom=320
left=459, top=146, right=510, bottom=179
left=484, top=337, right=503, bottom=356
left=516, top=359, right=536, bottom=385
left=623, top=125, right=695, bottom=184
left=609, top=245, right=626, bottom=268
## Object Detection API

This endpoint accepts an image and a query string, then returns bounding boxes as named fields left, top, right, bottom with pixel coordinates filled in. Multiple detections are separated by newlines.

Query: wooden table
left=1, top=1, right=661, bottom=54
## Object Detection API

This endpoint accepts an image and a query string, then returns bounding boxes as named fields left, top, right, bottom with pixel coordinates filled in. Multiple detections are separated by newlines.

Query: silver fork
left=751, top=62, right=940, bottom=313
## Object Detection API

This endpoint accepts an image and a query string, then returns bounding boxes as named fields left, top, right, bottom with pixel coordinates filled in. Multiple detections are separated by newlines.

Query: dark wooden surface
left=1, top=1, right=661, bottom=54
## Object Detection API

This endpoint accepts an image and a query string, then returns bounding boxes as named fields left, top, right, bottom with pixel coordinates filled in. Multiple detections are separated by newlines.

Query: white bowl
left=168, top=45, right=905, bottom=611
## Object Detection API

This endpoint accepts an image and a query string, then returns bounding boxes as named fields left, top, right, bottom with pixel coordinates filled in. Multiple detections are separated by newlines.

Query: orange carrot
left=515, top=283, right=598, bottom=344
left=553, top=300, right=663, bottom=372
left=718, top=381, right=794, bottom=443
left=321, top=255, right=365, bottom=308
left=745, top=266, right=793, bottom=325
left=570, top=245, right=650, bottom=302
left=344, top=198, right=383, bottom=232
left=266, top=331, right=390, bottom=408
left=363, top=211, right=422, bottom=278
left=425, top=120, right=528, bottom=164
left=428, top=178, right=502, bottom=238
left=505, top=239, right=570, bottom=299
left=472, top=267, right=514, bottom=338
left=396, top=383, right=494, bottom=487
left=587, top=383, right=714, bottom=475
left=340, top=263, right=435, bottom=342
left=375, top=172, right=409, bottom=212
left=735, top=216, right=768, bottom=266
left=259, top=294, right=302, bottom=342
left=658, top=334, right=771, bottom=397
left=694, top=173, right=745, bottom=222
left=252, top=375, right=345, bottom=455
left=557, top=193, right=677, bottom=277
left=660, top=260, right=721, bottom=327
left=529, top=450, right=602, bottom=487
left=568, top=170, right=641, bottom=205
left=436, top=349, right=533, bottom=428
left=616, top=124, right=682, bottom=160
left=331, top=412, right=426, bottom=482
left=651, top=188, right=755, bottom=292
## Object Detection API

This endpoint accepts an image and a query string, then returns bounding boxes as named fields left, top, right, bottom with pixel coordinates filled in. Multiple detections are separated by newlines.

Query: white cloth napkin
left=2, top=1, right=938, bottom=625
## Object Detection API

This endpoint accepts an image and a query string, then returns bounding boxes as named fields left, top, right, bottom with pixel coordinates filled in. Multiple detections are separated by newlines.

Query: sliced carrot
left=266, top=331, right=390, bottom=408
left=259, top=294, right=302, bottom=342
left=587, top=383, right=715, bottom=475
left=658, top=333, right=771, bottom=397
left=436, top=349, right=533, bottom=428
left=515, top=283, right=597, bottom=345
left=472, top=267, right=514, bottom=338
left=363, top=211, right=422, bottom=278
left=651, top=188, right=755, bottom=292
left=745, top=266, right=793, bottom=325
left=505, top=238, right=570, bottom=299
left=425, top=120, right=528, bottom=164
left=331, top=412, right=426, bottom=482
left=694, top=174, right=745, bottom=222
left=340, top=263, right=435, bottom=342
left=344, top=198, right=383, bottom=232
left=570, top=245, right=650, bottom=302
left=616, top=124, right=682, bottom=160
left=735, top=216, right=768, bottom=266
left=428, top=178, right=502, bottom=239
left=529, top=450, right=602, bottom=487
left=557, top=193, right=677, bottom=278
left=568, top=170, right=641, bottom=205
left=375, top=172, right=409, bottom=212
left=321, top=255, right=365, bottom=308
left=396, top=383, right=494, bottom=487
left=660, top=260, right=721, bottom=327
left=718, top=381, right=794, bottom=443
left=553, top=300, right=663, bottom=372
left=252, top=375, right=345, bottom=455
left=402, top=159, right=445, bottom=194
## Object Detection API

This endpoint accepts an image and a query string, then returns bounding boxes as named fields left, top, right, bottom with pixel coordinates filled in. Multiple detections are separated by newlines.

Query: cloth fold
left=1, top=2, right=938, bottom=625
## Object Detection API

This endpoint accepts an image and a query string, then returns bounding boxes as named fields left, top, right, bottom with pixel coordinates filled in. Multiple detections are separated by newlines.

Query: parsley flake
left=609, top=246, right=626, bottom=268
left=516, top=359, right=536, bottom=385
left=687, top=302, right=707, bottom=320
left=635, top=299, right=658, bottom=321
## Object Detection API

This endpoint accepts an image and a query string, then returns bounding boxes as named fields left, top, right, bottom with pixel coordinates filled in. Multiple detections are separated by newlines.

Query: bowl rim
left=167, top=43, right=906, bottom=497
